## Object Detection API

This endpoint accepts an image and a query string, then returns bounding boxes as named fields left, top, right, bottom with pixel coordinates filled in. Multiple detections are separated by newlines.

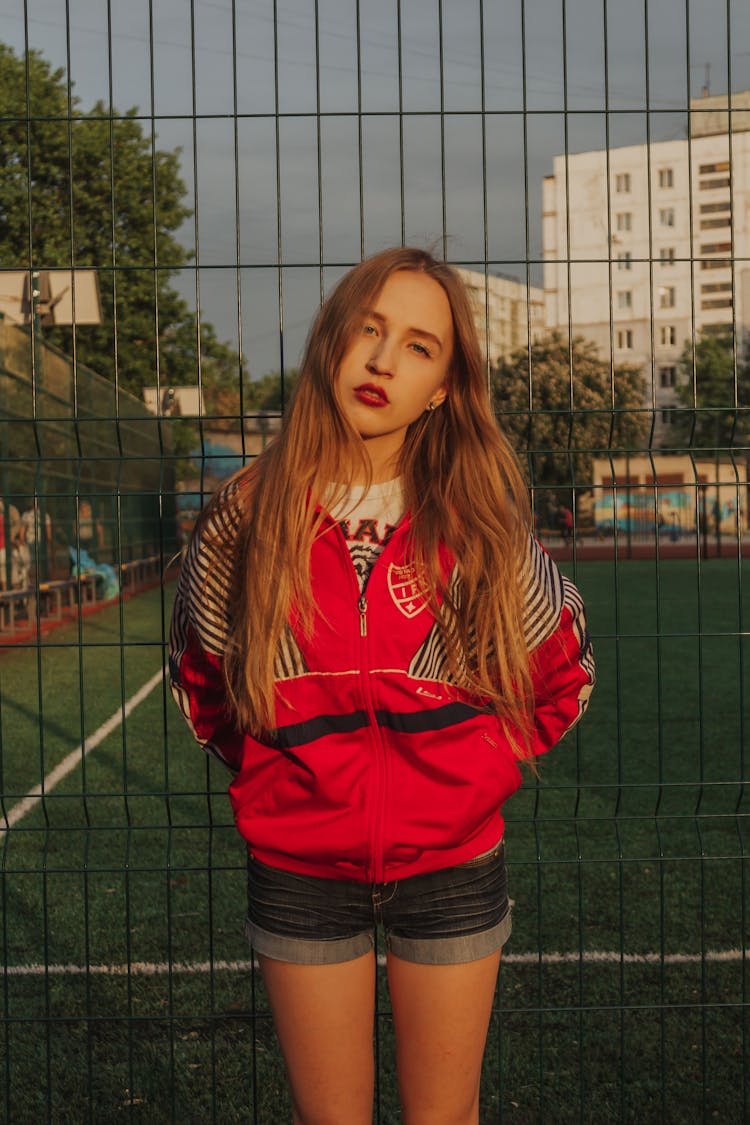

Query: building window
left=617, top=251, right=632, bottom=270
left=703, top=324, right=734, bottom=337
left=700, top=202, right=731, bottom=214
left=700, top=258, right=730, bottom=270
left=699, top=161, right=730, bottom=174
left=616, top=212, right=632, bottom=232
left=615, top=172, right=631, bottom=193
left=700, top=217, right=732, bottom=230
left=659, top=325, right=676, bottom=346
left=647, top=472, right=684, bottom=486
left=617, top=329, right=633, bottom=349
left=660, top=366, right=677, bottom=388
left=700, top=242, right=732, bottom=255
left=701, top=282, right=732, bottom=294
left=602, top=475, right=639, bottom=487
left=617, top=290, right=633, bottom=309
left=660, top=408, right=675, bottom=425
left=659, top=286, right=676, bottom=308
left=659, top=208, right=675, bottom=227
left=700, top=177, right=731, bottom=190
left=701, top=297, right=733, bottom=309
left=660, top=247, right=675, bottom=265
left=658, top=168, right=674, bottom=189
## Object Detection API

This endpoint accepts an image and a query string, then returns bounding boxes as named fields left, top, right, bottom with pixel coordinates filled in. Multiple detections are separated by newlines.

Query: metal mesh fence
left=0, top=1, right=748, bottom=1122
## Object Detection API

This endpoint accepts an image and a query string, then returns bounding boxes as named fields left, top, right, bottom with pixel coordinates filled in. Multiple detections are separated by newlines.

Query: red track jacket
left=169, top=482, right=595, bottom=884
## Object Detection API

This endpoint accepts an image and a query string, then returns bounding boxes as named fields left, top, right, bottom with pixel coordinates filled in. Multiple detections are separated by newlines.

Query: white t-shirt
left=327, top=478, right=405, bottom=591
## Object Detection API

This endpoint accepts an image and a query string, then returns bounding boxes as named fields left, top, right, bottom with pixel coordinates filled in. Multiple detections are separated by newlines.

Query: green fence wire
left=0, top=0, right=748, bottom=1122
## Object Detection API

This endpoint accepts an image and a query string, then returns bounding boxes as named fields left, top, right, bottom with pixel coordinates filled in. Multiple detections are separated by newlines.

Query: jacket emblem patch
left=387, top=563, right=428, bottom=618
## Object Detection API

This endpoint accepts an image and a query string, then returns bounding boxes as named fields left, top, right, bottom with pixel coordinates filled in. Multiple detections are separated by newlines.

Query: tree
left=0, top=43, right=245, bottom=402
left=491, top=332, right=649, bottom=490
left=667, top=331, right=750, bottom=449
left=244, top=369, right=299, bottom=412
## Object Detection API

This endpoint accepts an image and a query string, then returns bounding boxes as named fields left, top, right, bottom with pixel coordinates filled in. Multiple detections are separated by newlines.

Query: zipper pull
left=358, top=594, right=368, bottom=637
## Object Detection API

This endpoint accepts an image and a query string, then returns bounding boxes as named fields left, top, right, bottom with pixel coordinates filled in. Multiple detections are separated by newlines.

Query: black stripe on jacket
left=272, top=701, right=487, bottom=751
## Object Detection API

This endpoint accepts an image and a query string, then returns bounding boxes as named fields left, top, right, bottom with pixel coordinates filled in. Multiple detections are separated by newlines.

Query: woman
left=169, top=247, right=594, bottom=1124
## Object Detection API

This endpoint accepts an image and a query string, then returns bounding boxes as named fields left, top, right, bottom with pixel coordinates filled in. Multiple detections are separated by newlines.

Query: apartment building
left=456, top=268, right=544, bottom=367
left=543, top=91, right=750, bottom=435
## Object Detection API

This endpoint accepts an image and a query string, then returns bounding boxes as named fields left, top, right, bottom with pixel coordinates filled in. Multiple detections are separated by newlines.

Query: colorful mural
left=594, top=488, right=738, bottom=535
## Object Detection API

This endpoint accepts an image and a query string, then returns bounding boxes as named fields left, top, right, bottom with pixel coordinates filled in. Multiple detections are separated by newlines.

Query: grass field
left=1, top=560, right=748, bottom=1123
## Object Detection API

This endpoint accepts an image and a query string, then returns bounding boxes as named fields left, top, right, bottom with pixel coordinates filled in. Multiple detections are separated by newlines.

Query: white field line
left=0, top=665, right=166, bottom=837
left=4, top=949, right=746, bottom=976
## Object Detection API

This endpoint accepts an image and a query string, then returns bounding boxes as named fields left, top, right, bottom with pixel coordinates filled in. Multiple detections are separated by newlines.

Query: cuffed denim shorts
left=244, top=840, right=511, bottom=966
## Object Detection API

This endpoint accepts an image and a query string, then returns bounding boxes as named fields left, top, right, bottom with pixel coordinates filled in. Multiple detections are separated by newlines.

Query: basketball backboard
left=0, top=269, right=102, bottom=326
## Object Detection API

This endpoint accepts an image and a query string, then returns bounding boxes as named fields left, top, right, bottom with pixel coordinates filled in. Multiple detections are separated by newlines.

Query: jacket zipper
left=331, top=520, right=393, bottom=883
left=354, top=587, right=388, bottom=883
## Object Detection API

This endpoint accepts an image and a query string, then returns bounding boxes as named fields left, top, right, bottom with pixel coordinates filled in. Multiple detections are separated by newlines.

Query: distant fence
left=0, top=317, right=175, bottom=585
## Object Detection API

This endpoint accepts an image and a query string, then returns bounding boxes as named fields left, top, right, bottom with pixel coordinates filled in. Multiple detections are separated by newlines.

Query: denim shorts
left=244, top=841, right=511, bottom=965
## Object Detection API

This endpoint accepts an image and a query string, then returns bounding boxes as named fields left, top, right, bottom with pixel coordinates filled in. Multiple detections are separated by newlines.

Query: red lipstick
left=354, top=383, right=389, bottom=406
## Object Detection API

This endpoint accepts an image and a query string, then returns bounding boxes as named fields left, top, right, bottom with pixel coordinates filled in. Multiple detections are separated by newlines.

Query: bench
left=0, top=589, right=32, bottom=634
left=38, top=576, right=97, bottom=619
left=0, top=574, right=99, bottom=634
left=0, top=555, right=163, bottom=635
left=117, top=555, right=162, bottom=591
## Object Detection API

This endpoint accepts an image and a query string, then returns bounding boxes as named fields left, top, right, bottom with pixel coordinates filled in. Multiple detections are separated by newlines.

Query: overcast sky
left=2, top=0, right=750, bottom=379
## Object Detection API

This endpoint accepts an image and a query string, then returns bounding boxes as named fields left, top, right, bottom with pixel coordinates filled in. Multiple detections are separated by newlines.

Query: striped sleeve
left=521, top=535, right=595, bottom=755
left=168, top=484, right=245, bottom=772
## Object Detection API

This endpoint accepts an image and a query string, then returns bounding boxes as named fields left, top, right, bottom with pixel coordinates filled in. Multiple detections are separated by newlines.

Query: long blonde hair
left=197, top=248, right=533, bottom=750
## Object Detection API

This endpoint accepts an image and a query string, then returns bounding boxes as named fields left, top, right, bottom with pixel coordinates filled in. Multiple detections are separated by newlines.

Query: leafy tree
left=667, top=331, right=750, bottom=449
left=492, top=331, right=649, bottom=489
left=0, top=43, right=245, bottom=401
left=244, top=369, right=299, bottom=412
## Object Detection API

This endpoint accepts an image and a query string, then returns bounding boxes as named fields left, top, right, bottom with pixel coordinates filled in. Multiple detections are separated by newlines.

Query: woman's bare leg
left=386, top=949, right=501, bottom=1125
left=258, top=951, right=376, bottom=1125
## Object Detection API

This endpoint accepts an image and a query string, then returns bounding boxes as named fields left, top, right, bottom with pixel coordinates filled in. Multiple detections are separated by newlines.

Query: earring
left=427, top=400, right=438, bottom=411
